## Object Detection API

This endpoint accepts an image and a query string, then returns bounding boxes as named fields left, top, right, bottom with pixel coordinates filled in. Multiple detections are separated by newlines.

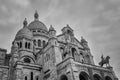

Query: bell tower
left=62, top=24, right=74, bottom=43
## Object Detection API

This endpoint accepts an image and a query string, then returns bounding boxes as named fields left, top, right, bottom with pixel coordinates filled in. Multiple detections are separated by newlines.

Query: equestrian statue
left=99, top=55, right=110, bottom=67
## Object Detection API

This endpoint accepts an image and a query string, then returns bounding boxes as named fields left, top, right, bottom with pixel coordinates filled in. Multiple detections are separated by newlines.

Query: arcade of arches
left=60, top=72, right=113, bottom=80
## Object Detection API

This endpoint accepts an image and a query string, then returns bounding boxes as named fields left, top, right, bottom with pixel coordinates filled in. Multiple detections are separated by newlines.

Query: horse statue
left=99, top=55, right=110, bottom=67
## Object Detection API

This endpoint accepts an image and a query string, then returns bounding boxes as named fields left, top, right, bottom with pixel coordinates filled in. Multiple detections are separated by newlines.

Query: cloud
left=0, top=5, right=8, bottom=12
left=10, top=0, right=31, bottom=8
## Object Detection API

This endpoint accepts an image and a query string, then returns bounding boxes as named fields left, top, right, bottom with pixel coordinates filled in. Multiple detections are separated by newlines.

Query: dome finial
left=34, top=10, right=39, bottom=20
left=23, top=18, right=28, bottom=27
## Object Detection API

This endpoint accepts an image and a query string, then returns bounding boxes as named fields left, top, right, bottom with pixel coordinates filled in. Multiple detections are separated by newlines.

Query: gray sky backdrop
left=0, top=0, right=120, bottom=79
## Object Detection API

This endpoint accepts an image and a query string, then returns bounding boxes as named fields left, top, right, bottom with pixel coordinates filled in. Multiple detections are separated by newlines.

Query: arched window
left=20, top=42, right=22, bottom=48
left=80, top=52, right=84, bottom=63
left=37, top=30, right=40, bottom=32
left=24, top=58, right=31, bottom=63
left=33, top=40, right=36, bottom=46
left=17, top=42, right=19, bottom=48
left=25, top=76, right=27, bottom=80
left=79, top=72, right=89, bottom=80
left=25, top=42, right=28, bottom=48
left=46, top=54, right=50, bottom=62
left=60, top=75, right=68, bottom=80
left=60, top=47, right=64, bottom=53
left=71, top=48, right=77, bottom=60
left=105, top=76, right=112, bottom=80
left=38, top=40, right=41, bottom=47
left=33, top=30, right=36, bottom=32
left=31, top=72, right=33, bottom=80
left=28, top=43, right=30, bottom=49
left=43, top=40, right=46, bottom=47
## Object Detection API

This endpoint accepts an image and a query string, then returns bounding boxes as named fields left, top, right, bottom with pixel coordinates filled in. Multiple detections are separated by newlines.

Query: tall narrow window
left=17, top=42, right=19, bottom=48
left=43, top=40, right=46, bottom=47
left=31, top=72, right=33, bottom=80
left=20, top=42, right=22, bottom=48
left=28, top=43, right=30, bottom=49
left=25, top=42, right=27, bottom=48
left=25, top=76, right=27, bottom=80
left=33, top=40, right=36, bottom=46
left=38, top=40, right=41, bottom=47
left=71, top=48, right=77, bottom=59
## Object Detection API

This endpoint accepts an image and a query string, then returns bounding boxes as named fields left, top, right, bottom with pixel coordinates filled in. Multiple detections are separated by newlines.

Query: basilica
left=0, top=11, right=118, bottom=80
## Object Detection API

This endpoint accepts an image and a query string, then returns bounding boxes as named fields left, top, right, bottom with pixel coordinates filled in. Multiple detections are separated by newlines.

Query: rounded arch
left=38, top=39, right=41, bottom=47
left=24, top=57, right=31, bottom=63
left=28, top=42, right=31, bottom=49
left=43, top=40, right=46, bottom=47
left=93, top=74, right=102, bottom=80
left=25, top=42, right=28, bottom=48
left=105, top=76, right=112, bottom=80
left=79, top=72, right=89, bottom=80
left=60, top=75, right=68, bottom=80
left=17, top=42, right=20, bottom=48
left=20, top=42, right=22, bottom=48
left=20, top=56, right=35, bottom=63
left=71, top=47, right=77, bottom=59
left=33, top=39, right=37, bottom=46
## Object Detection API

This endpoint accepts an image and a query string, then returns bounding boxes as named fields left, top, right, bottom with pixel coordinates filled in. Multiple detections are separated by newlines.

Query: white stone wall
left=0, top=66, right=8, bottom=80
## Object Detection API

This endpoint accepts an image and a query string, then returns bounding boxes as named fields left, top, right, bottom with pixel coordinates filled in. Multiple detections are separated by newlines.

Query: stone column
left=100, top=71, right=105, bottom=80
left=88, top=68, right=94, bottom=80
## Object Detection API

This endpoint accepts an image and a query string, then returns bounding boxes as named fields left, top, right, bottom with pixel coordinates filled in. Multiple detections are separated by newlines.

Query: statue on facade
left=99, top=55, right=110, bottom=67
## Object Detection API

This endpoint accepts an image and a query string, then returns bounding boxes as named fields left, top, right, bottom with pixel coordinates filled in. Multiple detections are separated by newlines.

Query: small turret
left=49, top=25, right=56, bottom=38
left=81, top=36, right=89, bottom=50
left=48, top=25, right=57, bottom=46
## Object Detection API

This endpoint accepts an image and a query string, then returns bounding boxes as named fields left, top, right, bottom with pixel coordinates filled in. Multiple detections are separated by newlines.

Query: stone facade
left=0, top=11, right=118, bottom=80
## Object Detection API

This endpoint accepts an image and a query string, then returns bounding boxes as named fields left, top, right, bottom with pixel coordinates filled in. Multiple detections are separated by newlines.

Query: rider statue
left=99, top=54, right=110, bottom=67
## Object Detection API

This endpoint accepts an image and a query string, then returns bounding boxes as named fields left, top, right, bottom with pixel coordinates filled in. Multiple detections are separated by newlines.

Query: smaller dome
left=15, top=27, right=33, bottom=39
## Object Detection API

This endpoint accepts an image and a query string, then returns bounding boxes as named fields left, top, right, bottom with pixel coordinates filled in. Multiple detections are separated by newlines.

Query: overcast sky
left=0, top=0, right=120, bottom=79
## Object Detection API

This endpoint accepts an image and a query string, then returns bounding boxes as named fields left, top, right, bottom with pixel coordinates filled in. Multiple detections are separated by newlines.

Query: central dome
left=28, top=20, right=48, bottom=31
left=27, top=11, right=48, bottom=31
